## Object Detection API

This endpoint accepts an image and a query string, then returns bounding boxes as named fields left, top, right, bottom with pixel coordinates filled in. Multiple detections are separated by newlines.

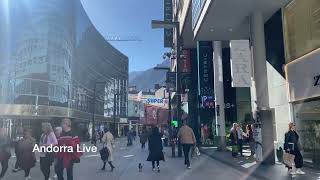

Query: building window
left=284, top=0, right=320, bottom=63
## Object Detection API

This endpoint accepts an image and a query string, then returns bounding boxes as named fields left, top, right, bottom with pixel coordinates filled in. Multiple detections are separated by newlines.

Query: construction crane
left=104, top=35, right=142, bottom=42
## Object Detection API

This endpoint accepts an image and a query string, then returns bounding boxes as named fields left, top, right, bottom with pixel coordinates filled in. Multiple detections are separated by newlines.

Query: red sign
left=144, top=105, right=169, bottom=125
left=181, top=49, right=191, bottom=72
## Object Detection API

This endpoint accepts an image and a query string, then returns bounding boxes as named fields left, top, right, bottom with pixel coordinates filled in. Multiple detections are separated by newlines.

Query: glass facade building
left=0, top=0, right=128, bottom=139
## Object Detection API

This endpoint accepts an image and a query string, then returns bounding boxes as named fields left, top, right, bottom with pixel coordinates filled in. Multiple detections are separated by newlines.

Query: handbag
left=99, top=143, right=109, bottom=161
left=283, top=152, right=295, bottom=168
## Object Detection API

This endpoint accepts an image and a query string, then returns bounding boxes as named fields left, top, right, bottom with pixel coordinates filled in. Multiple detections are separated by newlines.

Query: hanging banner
left=181, top=49, right=191, bottom=72
left=197, top=41, right=214, bottom=96
left=230, top=40, right=252, bottom=87
left=164, top=0, right=173, bottom=48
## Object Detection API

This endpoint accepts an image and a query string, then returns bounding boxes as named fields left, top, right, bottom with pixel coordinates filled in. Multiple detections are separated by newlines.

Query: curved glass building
left=0, top=0, right=128, bottom=139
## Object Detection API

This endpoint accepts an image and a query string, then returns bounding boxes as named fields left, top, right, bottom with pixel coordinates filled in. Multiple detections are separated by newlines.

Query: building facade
left=284, top=0, right=320, bottom=168
left=168, top=0, right=320, bottom=167
left=0, top=0, right=128, bottom=140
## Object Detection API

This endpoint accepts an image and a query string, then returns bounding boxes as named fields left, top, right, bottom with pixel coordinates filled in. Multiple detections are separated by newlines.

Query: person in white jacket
left=101, top=128, right=115, bottom=172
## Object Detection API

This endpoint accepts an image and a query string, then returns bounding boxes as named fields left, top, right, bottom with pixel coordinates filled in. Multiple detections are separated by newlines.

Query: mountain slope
left=129, top=60, right=169, bottom=91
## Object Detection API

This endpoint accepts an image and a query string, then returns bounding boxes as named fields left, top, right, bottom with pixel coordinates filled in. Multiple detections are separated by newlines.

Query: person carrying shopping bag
left=101, top=128, right=115, bottom=172
left=284, top=122, right=305, bottom=176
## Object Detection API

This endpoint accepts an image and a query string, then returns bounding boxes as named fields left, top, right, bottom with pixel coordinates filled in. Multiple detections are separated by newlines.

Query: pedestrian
left=177, top=120, right=196, bottom=169
left=147, top=127, right=164, bottom=172
left=56, top=118, right=82, bottom=180
left=127, top=129, right=133, bottom=146
left=40, top=123, right=58, bottom=180
left=53, top=127, right=62, bottom=179
left=101, top=128, right=115, bottom=172
left=284, top=122, right=305, bottom=176
left=17, top=128, right=36, bottom=180
left=12, top=127, right=23, bottom=173
left=237, top=124, right=244, bottom=156
left=139, top=127, right=148, bottom=150
left=0, top=128, right=11, bottom=180
left=246, top=124, right=255, bottom=157
left=230, top=123, right=238, bottom=157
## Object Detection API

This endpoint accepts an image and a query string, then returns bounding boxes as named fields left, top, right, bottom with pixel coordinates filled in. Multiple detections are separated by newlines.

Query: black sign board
left=164, top=0, right=173, bottom=48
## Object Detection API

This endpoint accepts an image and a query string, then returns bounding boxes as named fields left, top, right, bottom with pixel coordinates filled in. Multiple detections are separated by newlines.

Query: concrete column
left=251, top=12, right=269, bottom=108
left=213, top=41, right=226, bottom=150
left=251, top=12, right=274, bottom=164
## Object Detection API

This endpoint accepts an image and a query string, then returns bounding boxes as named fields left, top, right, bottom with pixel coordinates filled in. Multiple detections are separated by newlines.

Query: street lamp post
left=151, top=20, right=183, bottom=157
left=154, top=66, right=175, bottom=157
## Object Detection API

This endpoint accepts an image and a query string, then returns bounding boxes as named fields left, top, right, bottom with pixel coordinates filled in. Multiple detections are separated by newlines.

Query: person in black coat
left=284, top=122, right=305, bottom=175
left=147, top=127, right=164, bottom=172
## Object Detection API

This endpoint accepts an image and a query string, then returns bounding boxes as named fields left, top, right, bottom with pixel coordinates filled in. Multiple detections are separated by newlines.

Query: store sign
left=164, top=0, right=173, bottom=48
left=286, top=49, right=320, bottom=102
left=181, top=49, right=191, bottom=72
left=198, top=41, right=214, bottom=96
left=200, top=96, right=215, bottom=109
left=314, top=75, right=320, bottom=87
left=230, top=40, right=252, bottom=87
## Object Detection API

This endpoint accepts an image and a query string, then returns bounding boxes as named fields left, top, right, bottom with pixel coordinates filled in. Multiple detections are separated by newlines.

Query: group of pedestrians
left=230, top=123, right=255, bottom=158
left=0, top=118, right=81, bottom=180
left=143, top=119, right=197, bottom=172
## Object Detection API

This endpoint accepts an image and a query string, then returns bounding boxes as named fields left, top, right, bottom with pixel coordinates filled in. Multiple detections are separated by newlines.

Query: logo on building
left=314, top=74, right=320, bottom=87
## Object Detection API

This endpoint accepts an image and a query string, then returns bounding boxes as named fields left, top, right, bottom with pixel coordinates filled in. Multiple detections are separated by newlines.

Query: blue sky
left=81, top=0, right=169, bottom=72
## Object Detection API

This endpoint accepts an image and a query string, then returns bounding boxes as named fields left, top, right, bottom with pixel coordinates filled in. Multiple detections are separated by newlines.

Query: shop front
left=286, top=49, right=320, bottom=168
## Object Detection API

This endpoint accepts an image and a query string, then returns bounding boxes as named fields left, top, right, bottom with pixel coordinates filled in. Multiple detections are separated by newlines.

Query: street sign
left=164, top=0, right=173, bottom=48
left=166, top=72, right=176, bottom=91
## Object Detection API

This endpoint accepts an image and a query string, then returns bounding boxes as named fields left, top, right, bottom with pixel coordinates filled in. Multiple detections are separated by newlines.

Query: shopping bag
left=283, top=152, right=295, bottom=168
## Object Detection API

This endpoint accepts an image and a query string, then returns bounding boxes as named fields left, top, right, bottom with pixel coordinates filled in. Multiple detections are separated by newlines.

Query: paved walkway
left=3, top=138, right=260, bottom=180
left=200, top=147, right=320, bottom=180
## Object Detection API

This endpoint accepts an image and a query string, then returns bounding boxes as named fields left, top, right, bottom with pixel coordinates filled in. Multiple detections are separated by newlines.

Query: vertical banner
left=230, top=40, right=252, bottom=87
left=181, top=49, right=191, bottom=72
left=164, top=0, right=173, bottom=48
left=197, top=41, right=214, bottom=109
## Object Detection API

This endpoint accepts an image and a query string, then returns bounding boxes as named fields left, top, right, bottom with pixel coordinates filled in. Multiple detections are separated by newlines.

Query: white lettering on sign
left=230, top=40, right=252, bottom=87
left=146, top=98, right=165, bottom=104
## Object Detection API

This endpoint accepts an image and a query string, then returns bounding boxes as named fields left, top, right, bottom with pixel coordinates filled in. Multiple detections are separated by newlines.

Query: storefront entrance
left=294, top=100, right=320, bottom=168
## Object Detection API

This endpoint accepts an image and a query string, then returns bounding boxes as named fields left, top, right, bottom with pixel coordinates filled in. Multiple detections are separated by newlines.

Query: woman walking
left=284, top=122, right=305, bottom=176
left=147, top=127, right=164, bottom=172
left=0, top=128, right=11, bottom=180
left=17, top=129, right=36, bottom=180
left=101, top=128, right=115, bottom=172
left=40, top=123, right=58, bottom=180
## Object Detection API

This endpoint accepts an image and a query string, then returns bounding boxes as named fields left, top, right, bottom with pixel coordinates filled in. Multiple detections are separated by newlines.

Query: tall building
left=0, top=0, right=128, bottom=140
left=167, top=0, right=320, bottom=168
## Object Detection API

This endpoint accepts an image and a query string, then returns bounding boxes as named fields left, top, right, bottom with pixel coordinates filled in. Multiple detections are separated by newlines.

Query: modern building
left=169, top=0, right=320, bottom=168
left=0, top=0, right=128, bottom=140
left=166, top=0, right=294, bottom=161
left=284, top=0, right=320, bottom=168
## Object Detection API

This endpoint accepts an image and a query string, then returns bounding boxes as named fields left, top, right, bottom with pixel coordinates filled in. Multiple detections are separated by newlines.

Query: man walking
left=56, top=118, right=82, bottom=180
left=177, top=120, right=196, bottom=169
